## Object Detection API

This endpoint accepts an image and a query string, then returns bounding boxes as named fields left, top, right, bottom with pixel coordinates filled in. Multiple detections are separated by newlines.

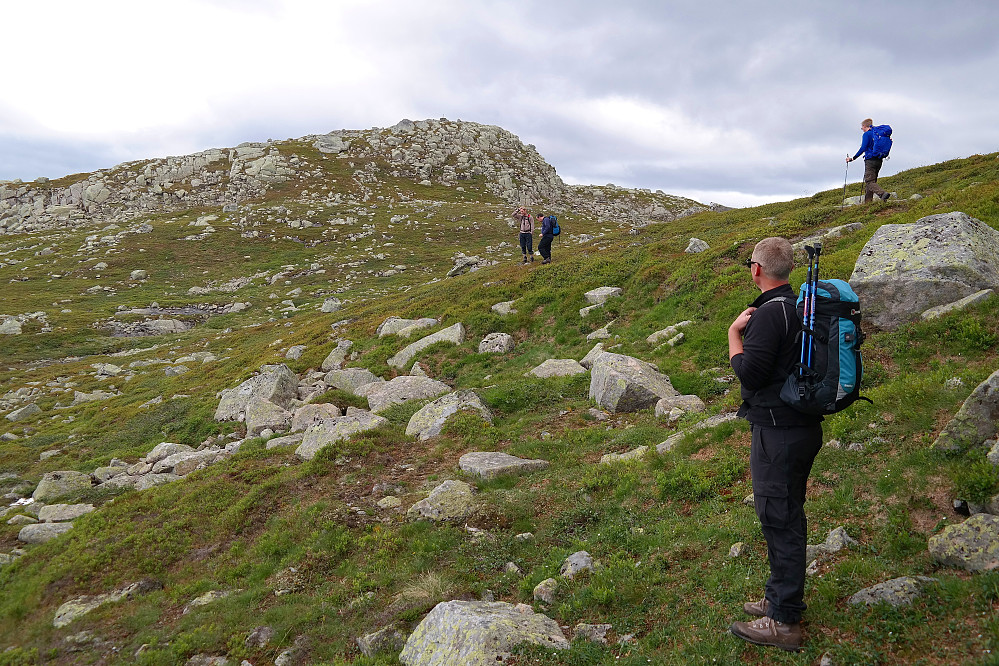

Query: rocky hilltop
left=0, top=118, right=705, bottom=237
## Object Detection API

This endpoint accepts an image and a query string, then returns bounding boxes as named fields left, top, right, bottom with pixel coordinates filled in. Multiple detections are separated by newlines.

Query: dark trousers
left=863, top=158, right=887, bottom=203
left=750, top=423, right=823, bottom=623
left=538, top=233, right=553, bottom=260
left=519, top=232, right=533, bottom=256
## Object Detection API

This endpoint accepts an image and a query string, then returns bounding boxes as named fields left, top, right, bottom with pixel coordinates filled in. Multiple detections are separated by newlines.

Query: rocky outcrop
left=406, top=390, right=493, bottom=441
left=399, top=600, right=568, bottom=665
left=589, top=352, right=678, bottom=412
left=850, top=212, right=999, bottom=329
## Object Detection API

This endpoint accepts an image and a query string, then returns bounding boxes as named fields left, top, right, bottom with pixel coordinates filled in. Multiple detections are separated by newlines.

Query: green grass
left=2, top=138, right=999, bottom=664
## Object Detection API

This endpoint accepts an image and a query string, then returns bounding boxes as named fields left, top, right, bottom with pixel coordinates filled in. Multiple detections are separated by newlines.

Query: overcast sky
left=2, top=1, right=997, bottom=207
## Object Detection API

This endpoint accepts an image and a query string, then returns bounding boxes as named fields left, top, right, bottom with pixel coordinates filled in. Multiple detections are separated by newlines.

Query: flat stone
left=387, top=323, right=465, bottom=368
left=848, top=576, right=938, bottom=606
left=6, top=403, right=41, bottom=422
left=599, top=446, right=648, bottom=464
left=478, top=332, right=515, bottom=354
left=366, top=376, right=451, bottom=413
left=377, top=316, right=438, bottom=337
left=656, top=413, right=739, bottom=453
left=458, top=452, right=549, bottom=479
left=527, top=359, right=587, bottom=378
left=134, top=473, right=182, bottom=491
left=922, top=289, right=994, bottom=320
left=38, top=503, right=95, bottom=522
left=491, top=301, right=517, bottom=315
left=654, top=394, right=706, bottom=417
left=583, top=287, right=622, bottom=305
left=265, top=433, right=304, bottom=450
left=19, top=522, right=74, bottom=544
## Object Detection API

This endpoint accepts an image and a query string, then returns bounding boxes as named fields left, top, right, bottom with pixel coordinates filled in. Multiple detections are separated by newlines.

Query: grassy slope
left=0, top=149, right=998, bottom=665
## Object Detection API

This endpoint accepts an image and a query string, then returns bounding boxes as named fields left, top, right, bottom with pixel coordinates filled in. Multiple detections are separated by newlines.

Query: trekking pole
left=806, top=244, right=822, bottom=369
left=843, top=156, right=850, bottom=203
left=799, top=246, right=815, bottom=375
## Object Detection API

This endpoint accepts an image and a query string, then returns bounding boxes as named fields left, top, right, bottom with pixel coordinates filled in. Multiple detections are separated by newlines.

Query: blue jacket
left=852, top=130, right=874, bottom=161
left=540, top=216, right=555, bottom=235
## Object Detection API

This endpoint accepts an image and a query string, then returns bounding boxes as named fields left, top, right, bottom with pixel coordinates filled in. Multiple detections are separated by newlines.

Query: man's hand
left=730, top=307, right=756, bottom=335
left=845, top=157, right=852, bottom=163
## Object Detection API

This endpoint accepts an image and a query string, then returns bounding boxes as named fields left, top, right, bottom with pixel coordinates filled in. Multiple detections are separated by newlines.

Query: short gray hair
left=753, top=237, right=793, bottom=281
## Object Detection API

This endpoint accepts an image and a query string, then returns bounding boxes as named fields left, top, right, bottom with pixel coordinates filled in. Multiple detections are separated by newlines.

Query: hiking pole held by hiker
left=799, top=246, right=815, bottom=376
left=806, top=244, right=822, bottom=369
left=843, top=156, right=850, bottom=202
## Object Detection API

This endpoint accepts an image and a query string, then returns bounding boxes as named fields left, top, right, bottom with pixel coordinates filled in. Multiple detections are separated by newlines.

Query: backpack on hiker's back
left=779, top=278, right=870, bottom=415
left=549, top=215, right=560, bottom=236
left=868, top=124, right=893, bottom=159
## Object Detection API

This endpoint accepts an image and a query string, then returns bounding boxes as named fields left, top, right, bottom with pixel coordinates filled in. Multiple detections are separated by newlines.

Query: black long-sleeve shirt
left=731, top=284, right=822, bottom=427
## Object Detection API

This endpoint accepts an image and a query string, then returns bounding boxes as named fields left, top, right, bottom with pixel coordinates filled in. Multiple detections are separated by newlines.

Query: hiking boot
left=730, top=616, right=801, bottom=652
left=541, top=258, right=551, bottom=264
left=743, top=598, right=769, bottom=617
left=879, top=192, right=891, bottom=202
left=522, top=256, right=528, bottom=264
left=530, top=255, right=535, bottom=262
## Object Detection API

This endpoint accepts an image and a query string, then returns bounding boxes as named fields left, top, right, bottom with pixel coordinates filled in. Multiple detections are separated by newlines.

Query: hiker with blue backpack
left=846, top=118, right=892, bottom=203
left=536, top=213, right=559, bottom=264
left=728, top=238, right=868, bottom=652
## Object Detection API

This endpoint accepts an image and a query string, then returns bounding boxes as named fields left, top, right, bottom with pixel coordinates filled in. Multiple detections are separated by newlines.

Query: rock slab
left=589, top=352, right=678, bottom=412
left=458, top=452, right=549, bottom=479
left=928, top=513, right=999, bottom=571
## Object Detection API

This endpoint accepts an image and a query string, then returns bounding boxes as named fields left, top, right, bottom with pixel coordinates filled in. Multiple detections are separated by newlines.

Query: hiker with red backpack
left=846, top=119, right=892, bottom=203
left=513, top=207, right=535, bottom=263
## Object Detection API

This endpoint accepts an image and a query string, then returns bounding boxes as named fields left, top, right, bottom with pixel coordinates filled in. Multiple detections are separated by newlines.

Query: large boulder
left=6, top=403, right=41, bottom=422
left=18, top=523, right=74, bottom=544
left=290, top=404, right=342, bottom=433
left=478, top=332, right=515, bottom=354
left=295, top=408, right=388, bottom=461
left=407, top=480, right=476, bottom=522
left=850, top=212, right=999, bottom=329
left=378, top=316, right=438, bottom=338
left=387, top=323, right=465, bottom=369
left=244, top=397, right=292, bottom=436
left=214, top=364, right=298, bottom=421
left=933, top=369, right=999, bottom=452
left=928, top=513, right=999, bottom=572
left=365, top=376, right=451, bottom=413
left=399, top=600, right=568, bottom=666
left=589, top=352, right=678, bottom=412
left=406, top=390, right=493, bottom=441
left=38, top=504, right=95, bottom=522
left=320, top=340, right=354, bottom=371
left=32, top=471, right=93, bottom=502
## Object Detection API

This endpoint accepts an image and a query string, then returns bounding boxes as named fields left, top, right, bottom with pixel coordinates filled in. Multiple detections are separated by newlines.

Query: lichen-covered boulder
left=458, top=452, right=549, bottom=479
left=579, top=343, right=605, bottom=369
left=290, top=403, right=342, bottom=433
left=356, top=624, right=408, bottom=658
left=214, top=364, right=298, bottom=421
left=407, top=480, right=476, bottom=522
left=527, top=359, right=587, bottom=378
left=324, top=367, right=384, bottom=394
left=365, top=376, right=451, bottom=413
left=933, top=369, right=999, bottom=452
left=560, top=551, right=595, bottom=579
left=244, top=397, right=292, bottom=436
left=32, top=471, right=93, bottom=502
left=295, top=408, right=388, bottom=461
left=320, top=340, right=354, bottom=371
left=850, top=212, right=999, bottom=329
left=589, top=352, right=678, bottom=412
left=928, top=513, right=999, bottom=571
left=848, top=576, right=938, bottom=606
left=387, top=323, right=465, bottom=368
left=406, top=390, right=493, bottom=441
left=399, top=600, right=568, bottom=665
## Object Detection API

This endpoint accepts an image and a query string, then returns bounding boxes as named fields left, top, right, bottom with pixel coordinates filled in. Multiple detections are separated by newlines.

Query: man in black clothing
left=727, top=237, right=823, bottom=652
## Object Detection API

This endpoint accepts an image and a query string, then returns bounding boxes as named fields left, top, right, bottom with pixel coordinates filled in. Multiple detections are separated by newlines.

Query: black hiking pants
left=750, top=422, right=823, bottom=624
left=519, top=232, right=533, bottom=256
left=538, top=233, right=554, bottom=260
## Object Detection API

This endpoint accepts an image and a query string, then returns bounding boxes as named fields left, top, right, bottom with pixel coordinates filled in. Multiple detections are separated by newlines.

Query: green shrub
left=952, top=451, right=999, bottom=504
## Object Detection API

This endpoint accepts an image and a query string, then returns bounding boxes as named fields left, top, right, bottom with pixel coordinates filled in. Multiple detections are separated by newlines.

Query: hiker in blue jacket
left=537, top=214, right=555, bottom=264
left=846, top=118, right=890, bottom=203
